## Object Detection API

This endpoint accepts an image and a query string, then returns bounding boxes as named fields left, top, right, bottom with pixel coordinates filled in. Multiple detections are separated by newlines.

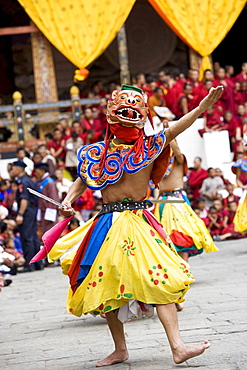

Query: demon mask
left=106, top=85, right=148, bottom=142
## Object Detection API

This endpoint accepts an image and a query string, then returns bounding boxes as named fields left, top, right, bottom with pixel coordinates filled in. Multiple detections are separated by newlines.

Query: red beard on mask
left=109, top=123, right=143, bottom=143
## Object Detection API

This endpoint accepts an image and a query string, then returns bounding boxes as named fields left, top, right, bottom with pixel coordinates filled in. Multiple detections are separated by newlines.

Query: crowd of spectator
left=185, top=161, right=246, bottom=242
left=1, top=61, right=247, bottom=289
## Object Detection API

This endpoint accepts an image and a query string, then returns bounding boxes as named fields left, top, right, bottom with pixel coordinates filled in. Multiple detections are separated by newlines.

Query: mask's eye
left=120, top=94, right=127, bottom=100
left=136, top=96, right=141, bottom=103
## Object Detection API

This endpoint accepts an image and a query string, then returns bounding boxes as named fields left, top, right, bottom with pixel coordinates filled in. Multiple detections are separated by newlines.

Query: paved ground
left=1, top=238, right=247, bottom=370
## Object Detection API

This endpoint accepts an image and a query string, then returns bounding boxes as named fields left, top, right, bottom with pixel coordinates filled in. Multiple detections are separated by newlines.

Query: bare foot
left=175, top=303, right=184, bottom=311
left=96, top=349, right=129, bottom=367
left=173, top=341, right=210, bottom=364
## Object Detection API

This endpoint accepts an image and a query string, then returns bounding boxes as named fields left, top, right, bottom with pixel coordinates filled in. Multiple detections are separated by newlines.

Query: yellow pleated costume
left=49, top=209, right=194, bottom=317
left=154, top=190, right=218, bottom=255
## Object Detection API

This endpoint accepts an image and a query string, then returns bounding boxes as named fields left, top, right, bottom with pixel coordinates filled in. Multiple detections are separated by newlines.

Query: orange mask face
left=107, top=89, right=148, bottom=130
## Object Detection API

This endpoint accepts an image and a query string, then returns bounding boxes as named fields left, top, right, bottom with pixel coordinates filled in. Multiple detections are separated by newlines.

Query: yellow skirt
left=233, top=190, right=247, bottom=234
left=154, top=192, right=218, bottom=255
left=49, top=209, right=195, bottom=317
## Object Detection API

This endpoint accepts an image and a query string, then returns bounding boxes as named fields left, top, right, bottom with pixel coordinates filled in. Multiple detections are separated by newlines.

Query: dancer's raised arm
left=165, top=86, right=223, bottom=144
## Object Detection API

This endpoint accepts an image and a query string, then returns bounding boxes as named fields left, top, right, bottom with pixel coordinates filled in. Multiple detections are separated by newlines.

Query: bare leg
left=96, top=311, right=129, bottom=367
left=156, top=303, right=210, bottom=364
left=220, top=233, right=232, bottom=240
left=178, top=251, right=189, bottom=263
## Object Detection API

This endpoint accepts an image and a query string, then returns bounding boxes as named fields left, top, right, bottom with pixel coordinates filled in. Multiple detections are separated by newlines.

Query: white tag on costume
left=44, top=208, right=57, bottom=222
left=36, top=209, right=41, bottom=221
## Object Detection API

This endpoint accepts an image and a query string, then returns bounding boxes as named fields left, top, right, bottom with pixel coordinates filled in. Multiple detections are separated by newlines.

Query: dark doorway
left=212, top=5, right=247, bottom=75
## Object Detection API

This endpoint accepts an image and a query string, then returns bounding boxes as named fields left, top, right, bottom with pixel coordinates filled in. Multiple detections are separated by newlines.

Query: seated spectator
left=4, top=180, right=18, bottom=218
left=54, top=168, right=73, bottom=201
left=233, top=62, right=247, bottom=83
left=32, top=152, right=43, bottom=166
left=199, top=167, right=224, bottom=207
left=81, top=108, right=102, bottom=143
left=91, top=80, right=107, bottom=97
left=147, top=81, right=158, bottom=98
left=3, top=237, right=25, bottom=267
left=214, top=67, right=235, bottom=114
left=13, top=225, right=23, bottom=255
left=203, top=69, right=216, bottom=84
left=187, top=157, right=208, bottom=203
left=65, top=132, right=83, bottom=180
left=71, top=121, right=88, bottom=144
left=235, top=104, right=247, bottom=128
left=47, top=128, right=66, bottom=161
left=97, top=98, right=108, bottom=131
left=148, top=87, right=166, bottom=117
left=198, top=105, right=223, bottom=136
left=67, top=217, right=80, bottom=233
left=59, top=117, right=72, bottom=140
left=0, top=221, right=9, bottom=244
left=0, top=244, right=17, bottom=276
left=213, top=199, right=228, bottom=219
left=194, top=197, right=208, bottom=222
left=135, top=72, right=151, bottom=94
left=214, top=201, right=246, bottom=241
left=239, top=81, right=247, bottom=105
left=206, top=206, right=223, bottom=237
left=0, top=179, right=8, bottom=203
left=173, top=83, right=196, bottom=119
left=37, top=144, right=57, bottom=176
left=56, top=158, right=73, bottom=181
left=233, top=81, right=243, bottom=113
left=187, top=69, right=201, bottom=90
left=156, top=70, right=167, bottom=89
left=223, top=110, right=242, bottom=152
left=223, top=183, right=240, bottom=208
left=44, top=133, right=53, bottom=148
left=16, top=147, right=34, bottom=176
left=193, top=79, right=213, bottom=108
left=225, top=65, right=234, bottom=79
left=215, top=168, right=231, bottom=185
left=164, top=72, right=183, bottom=113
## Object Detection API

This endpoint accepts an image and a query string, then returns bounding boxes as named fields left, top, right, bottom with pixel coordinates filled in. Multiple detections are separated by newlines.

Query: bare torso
left=101, top=163, right=154, bottom=202
left=159, top=158, right=184, bottom=192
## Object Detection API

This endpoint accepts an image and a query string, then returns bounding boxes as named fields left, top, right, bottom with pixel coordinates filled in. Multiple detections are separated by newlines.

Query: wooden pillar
left=70, top=86, right=81, bottom=122
left=13, top=91, right=24, bottom=146
left=189, top=48, right=201, bottom=71
left=189, top=48, right=213, bottom=78
left=31, top=31, right=58, bottom=103
left=117, top=25, right=131, bottom=85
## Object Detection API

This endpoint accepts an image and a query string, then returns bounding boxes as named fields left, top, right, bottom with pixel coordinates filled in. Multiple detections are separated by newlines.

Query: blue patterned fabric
left=77, top=213, right=113, bottom=286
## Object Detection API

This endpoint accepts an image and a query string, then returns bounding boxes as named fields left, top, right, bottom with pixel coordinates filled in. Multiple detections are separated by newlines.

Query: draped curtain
left=18, top=0, right=245, bottom=79
left=18, top=0, right=136, bottom=75
left=148, top=0, right=246, bottom=78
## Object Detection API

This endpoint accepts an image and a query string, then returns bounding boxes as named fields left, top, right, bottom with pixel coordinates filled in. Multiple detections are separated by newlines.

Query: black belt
left=159, top=189, right=183, bottom=197
left=97, top=200, right=153, bottom=216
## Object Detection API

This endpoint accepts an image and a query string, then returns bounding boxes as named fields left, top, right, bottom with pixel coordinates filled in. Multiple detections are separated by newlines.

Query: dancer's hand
left=59, top=200, right=75, bottom=217
left=199, top=86, right=223, bottom=112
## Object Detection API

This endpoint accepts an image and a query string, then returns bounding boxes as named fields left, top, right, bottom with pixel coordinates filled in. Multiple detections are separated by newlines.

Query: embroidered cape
left=78, top=131, right=167, bottom=190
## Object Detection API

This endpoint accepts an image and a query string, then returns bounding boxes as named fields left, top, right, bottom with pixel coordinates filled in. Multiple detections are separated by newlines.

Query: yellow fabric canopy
left=149, top=0, right=246, bottom=78
left=18, top=0, right=245, bottom=80
left=18, top=0, right=136, bottom=77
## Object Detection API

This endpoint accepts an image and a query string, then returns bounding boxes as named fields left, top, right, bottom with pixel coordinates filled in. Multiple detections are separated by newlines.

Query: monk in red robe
left=188, top=157, right=208, bottom=203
